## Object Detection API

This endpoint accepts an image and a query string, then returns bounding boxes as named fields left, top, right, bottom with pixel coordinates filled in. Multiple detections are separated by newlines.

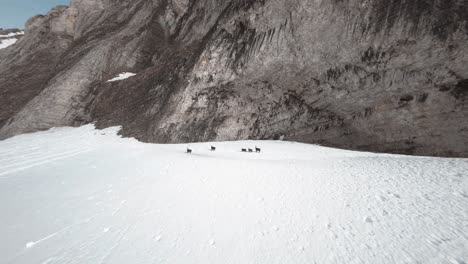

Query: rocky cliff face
left=0, top=0, right=467, bottom=157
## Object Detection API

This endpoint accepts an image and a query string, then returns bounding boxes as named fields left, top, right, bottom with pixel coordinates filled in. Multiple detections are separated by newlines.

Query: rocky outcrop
left=0, top=0, right=467, bottom=157
left=0, top=5, right=74, bottom=130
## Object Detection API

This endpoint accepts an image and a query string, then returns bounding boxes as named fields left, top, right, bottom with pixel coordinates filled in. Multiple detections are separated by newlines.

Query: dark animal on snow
left=211, top=146, right=216, bottom=151
left=241, top=148, right=247, bottom=152
left=248, top=148, right=253, bottom=153
left=187, top=148, right=192, bottom=154
left=255, top=146, right=261, bottom=153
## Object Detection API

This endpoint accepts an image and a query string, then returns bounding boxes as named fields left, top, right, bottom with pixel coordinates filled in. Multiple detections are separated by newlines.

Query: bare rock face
left=0, top=6, right=73, bottom=130
left=0, top=0, right=467, bottom=157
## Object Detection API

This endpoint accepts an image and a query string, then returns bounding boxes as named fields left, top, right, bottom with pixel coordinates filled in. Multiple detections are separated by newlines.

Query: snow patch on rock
left=0, top=38, right=18, bottom=50
left=106, top=72, right=137, bottom=82
left=0, top=31, right=24, bottom=38
left=0, top=31, right=23, bottom=50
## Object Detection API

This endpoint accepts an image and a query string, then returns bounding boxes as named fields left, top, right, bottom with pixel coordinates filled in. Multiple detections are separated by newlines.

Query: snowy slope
left=0, top=38, right=18, bottom=50
left=0, top=125, right=467, bottom=264
left=0, top=31, right=23, bottom=50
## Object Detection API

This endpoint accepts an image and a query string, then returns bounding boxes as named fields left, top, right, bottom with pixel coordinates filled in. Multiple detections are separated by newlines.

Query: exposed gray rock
left=0, top=0, right=467, bottom=157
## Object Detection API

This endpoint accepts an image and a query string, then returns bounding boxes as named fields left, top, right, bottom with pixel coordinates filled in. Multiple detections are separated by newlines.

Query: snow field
left=0, top=125, right=467, bottom=264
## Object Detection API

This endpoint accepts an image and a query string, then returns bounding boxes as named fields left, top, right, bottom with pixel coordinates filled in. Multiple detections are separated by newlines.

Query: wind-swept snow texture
left=107, top=72, right=137, bottom=82
left=0, top=125, right=467, bottom=264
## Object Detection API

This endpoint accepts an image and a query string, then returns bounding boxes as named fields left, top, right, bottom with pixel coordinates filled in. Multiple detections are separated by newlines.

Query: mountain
left=0, top=0, right=467, bottom=157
